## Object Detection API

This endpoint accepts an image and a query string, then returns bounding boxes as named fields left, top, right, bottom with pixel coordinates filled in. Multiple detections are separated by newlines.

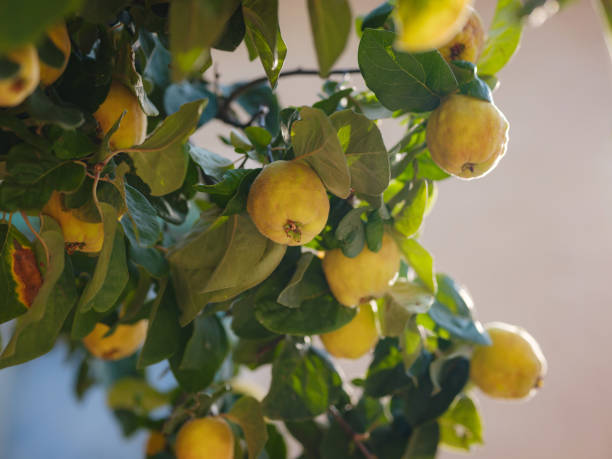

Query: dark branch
left=329, top=406, right=378, bottom=459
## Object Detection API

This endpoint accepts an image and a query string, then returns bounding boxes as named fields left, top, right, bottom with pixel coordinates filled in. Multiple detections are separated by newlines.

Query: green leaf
left=37, top=35, right=65, bottom=68
left=403, top=422, right=439, bottom=459
left=169, top=213, right=286, bottom=325
left=263, top=423, right=288, bottom=459
left=107, top=377, right=170, bottom=413
left=0, top=0, right=81, bottom=53
left=196, top=169, right=259, bottom=215
left=231, top=292, right=277, bottom=339
left=428, top=302, right=490, bottom=345
left=277, top=253, right=327, bottom=308
left=365, top=211, right=384, bottom=252
left=393, top=179, right=427, bottom=238
left=79, top=0, right=130, bottom=23
left=380, top=281, right=433, bottom=337
left=335, top=207, right=366, bottom=258
left=129, top=99, right=206, bottom=196
left=477, top=0, right=524, bottom=76
left=128, top=244, right=169, bottom=279
left=243, top=0, right=286, bottom=87
left=214, top=5, right=246, bottom=51
left=187, top=143, right=233, bottom=181
left=291, top=107, right=350, bottom=198
left=0, top=56, right=20, bottom=79
left=138, top=280, right=182, bottom=368
left=0, top=143, right=85, bottom=212
left=439, top=395, right=483, bottom=451
left=48, top=126, right=97, bottom=160
left=396, top=237, right=436, bottom=293
left=121, top=184, right=162, bottom=248
left=364, top=338, right=413, bottom=397
left=169, top=0, right=240, bottom=78
left=400, top=316, right=422, bottom=370
left=0, top=224, right=40, bottom=323
left=307, top=0, right=351, bottom=77
left=225, top=396, right=268, bottom=459
left=263, top=340, right=344, bottom=421
left=164, top=82, right=218, bottom=127
left=0, top=115, right=51, bottom=152
left=361, top=2, right=394, bottom=31
left=330, top=110, right=390, bottom=196
left=449, top=61, right=492, bottom=102
left=312, top=88, right=353, bottom=115
left=170, top=313, right=229, bottom=392
left=358, top=29, right=457, bottom=112
left=0, top=218, right=78, bottom=368
left=24, top=88, right=85, bottom=129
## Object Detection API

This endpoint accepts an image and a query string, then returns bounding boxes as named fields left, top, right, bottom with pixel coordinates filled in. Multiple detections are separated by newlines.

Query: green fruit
left=322, top=232, right=400, bottom=307
left=175, top=417, right=234, bottom=459
left=438, top=7, right=485, bottom=63
left=470, top=322, right=547, bottom=399
left=426, top=94, right=509, bottom=179
left=320, top=302, right=379, bottom=359
left=247, top=160, right=329, bottom=246
left=394, top=0, right=472, bottom=52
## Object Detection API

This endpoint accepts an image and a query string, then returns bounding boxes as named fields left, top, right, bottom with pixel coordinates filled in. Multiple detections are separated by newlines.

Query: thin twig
left=329, top=406, right=378, bottom=459
left=20, top=211, right=50, bottom=268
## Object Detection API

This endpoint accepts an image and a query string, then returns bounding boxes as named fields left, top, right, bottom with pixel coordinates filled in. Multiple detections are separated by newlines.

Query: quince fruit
left=320, top=302, right=379, bottom=359
left=42, top=191, right=104, bottom=253
left=0, top=45, right=39, bottom=107
left=322, top=232, right=400, bottom=307
left=470, top=322, right=547, bottom=399
left=175, top=417, right=234, bottom=459
left=247, top=160, right=329, bottom=246
left=394, top=0, right=472, bottom=52
left=426, top=94, right=509, bottom=179
left=93, top=80, right=147, bottom=150
left=83, top=320, right=148, bottom=361
left=438, top=7, right=485, bottom=63
left=145, top=430, right=166, bottom=456
left=39, top=22, right=71, bottom=86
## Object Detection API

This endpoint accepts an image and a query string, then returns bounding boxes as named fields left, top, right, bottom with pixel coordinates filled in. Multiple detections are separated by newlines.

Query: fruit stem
left=283, top=219, right=302, bottom=243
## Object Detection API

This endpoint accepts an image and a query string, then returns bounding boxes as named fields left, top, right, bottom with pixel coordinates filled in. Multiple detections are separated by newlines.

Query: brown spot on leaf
left=11, top=240, right=43, bottom=307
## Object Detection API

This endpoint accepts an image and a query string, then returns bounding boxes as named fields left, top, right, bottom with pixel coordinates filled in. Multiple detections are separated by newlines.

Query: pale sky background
left=1, top=1, right=611, bottom=458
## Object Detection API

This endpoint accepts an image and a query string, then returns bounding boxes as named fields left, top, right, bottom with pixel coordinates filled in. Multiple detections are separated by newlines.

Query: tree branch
left=329, top=406, right=378, bottom=459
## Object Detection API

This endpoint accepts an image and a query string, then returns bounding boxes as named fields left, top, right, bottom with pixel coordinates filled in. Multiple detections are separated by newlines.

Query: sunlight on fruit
left=320, top=302, right=379, bottom=359
left=0, top=45, right=39, bottom=107
left=247, top=160, right=330, bottom=246
left=470, top=322, right=547, bottom=399
left=82, top=320, right=148, bottom=361
left=175, top=417, right=234, bottom=459
left=426, top=94, right=509, bottom=179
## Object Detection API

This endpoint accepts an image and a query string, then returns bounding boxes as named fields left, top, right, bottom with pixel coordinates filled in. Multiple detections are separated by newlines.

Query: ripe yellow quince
left=247, top=160, right=329, bottom=246
left=93, top=80, right=147, bottom=150
left=39, top=22, right=71, bottom=86
left=426, top=94, right=509, bottom=179
left=175, top=417, right=234, bottom=459
left=438, top=7, right=485, bottom=64
left=83, top=320, right=148, bottom=361
left=0, top=45, right=39, bottom=107
left=322, top=232, right=400, bottom=307
left=470, top=322, right=547, bottom=399
left=145, top=430, right=166, bottom=456
left=42, top=191, right=105, bottom=253
left=320, top=302, right=379, bottom=359
left=394, top=0, right=472, bottom=52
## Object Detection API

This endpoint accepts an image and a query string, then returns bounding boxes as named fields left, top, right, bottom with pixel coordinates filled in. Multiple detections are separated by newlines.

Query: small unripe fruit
left=83, top=320, right=148, bottom=361
left=320, top=302, right=378, bottom=359
left=438, top=7, right=485, bottom=63
left=0, top=45, right=39, bottom=107
left=175, top=417, right=234, bottom=459
left=470, top=322, right=547, bottom=399
left=39, top=23, right=71, bottom=86
left=426, top=94, right=509, bottom=179
left=322, top=232, right=400, bottom=307
left=247, top=160, right=329, bottom=246
left=394, top=0, right=473, bottom=52
left=93, top=81, right=147, bottom=150
left=42, top=191, right=104, bottom=253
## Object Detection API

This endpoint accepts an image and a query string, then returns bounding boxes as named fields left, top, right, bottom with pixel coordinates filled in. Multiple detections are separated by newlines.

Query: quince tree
left=0, top=0, right=587, bottom=457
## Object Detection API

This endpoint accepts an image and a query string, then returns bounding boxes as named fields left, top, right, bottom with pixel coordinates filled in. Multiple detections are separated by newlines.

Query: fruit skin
left=470, top=322, right=547, bottom=399
left=0, top=45, right=39, bottom=107
left=438, top=7, right=485, bottom=63
left=320, top=302, right=379, bottom=359
left=175, top=417, right=234, bottom=459
left=145, top=430, right=166, bottom=456
left=42, top=191, right=105, bottom=253
left=246, top=160, right=329, bottom=246
left=39, top=23, right=71, bottom=86
left=322, top=232, right=400, bottom=307
left=426, top=94, right=509, bottom=179
left=394, top=0, right=472, bottom=52
left=93, top=80, right=147, bottom=150
left=83, top=320, right=148, bottom=360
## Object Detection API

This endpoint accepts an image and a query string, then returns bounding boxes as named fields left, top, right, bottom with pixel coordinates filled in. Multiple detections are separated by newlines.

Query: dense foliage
left=0, top=0, right=586, bottom=458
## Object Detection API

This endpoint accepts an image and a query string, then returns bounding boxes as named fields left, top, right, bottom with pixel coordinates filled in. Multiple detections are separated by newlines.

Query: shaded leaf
left=403, top=422, right=439, bottom=459
left=121, top=183, right=162, bottom=248
left=225, top=396, right=268, bottom=459
left=396, top=237, right=436, bottom=293
left=439, top=395, right=483, bottom=451
left=307, top=0, right=351, bottom=77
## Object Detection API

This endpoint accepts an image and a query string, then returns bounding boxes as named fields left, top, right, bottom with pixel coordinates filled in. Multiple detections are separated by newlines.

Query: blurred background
left=1, top=0, right=611, bottom=457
